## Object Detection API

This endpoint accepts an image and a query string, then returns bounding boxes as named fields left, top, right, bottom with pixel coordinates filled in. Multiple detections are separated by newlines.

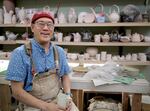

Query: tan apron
left=18, top=42, right=79, bottom=111
left=23, top=69, right=61, bottom=111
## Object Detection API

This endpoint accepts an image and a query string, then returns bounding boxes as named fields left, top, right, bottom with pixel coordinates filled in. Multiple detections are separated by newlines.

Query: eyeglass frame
left=33, top=21, right=54, bottom=30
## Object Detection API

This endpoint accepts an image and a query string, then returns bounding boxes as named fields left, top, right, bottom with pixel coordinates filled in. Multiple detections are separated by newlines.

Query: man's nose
left=43, top=24, right=49, bottom=29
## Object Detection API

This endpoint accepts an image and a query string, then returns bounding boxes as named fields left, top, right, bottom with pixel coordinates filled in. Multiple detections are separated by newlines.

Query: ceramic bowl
left=86, top=47, right=98, bottom=57
left=120, top=36, right=130, bottom=42
left=70, top=53, right=78, bottom=60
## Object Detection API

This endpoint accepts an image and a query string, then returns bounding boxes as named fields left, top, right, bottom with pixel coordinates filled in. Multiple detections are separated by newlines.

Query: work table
left=0, top=74, right=150, bottom=111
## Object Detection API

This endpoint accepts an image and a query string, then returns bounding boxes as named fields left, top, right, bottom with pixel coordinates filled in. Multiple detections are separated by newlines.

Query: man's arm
left=62, top=74, right=71, bottom=94
left=11, top=81, right=47, bottom=109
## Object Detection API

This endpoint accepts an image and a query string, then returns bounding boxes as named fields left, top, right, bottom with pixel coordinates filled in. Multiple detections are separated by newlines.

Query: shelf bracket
left=119, top=46, right=123, bottom=56
left=0, top=44, right=3, bottom=50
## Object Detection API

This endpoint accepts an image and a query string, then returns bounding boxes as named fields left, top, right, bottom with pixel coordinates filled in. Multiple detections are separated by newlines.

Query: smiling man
left=6, top=11, right=78, bottom=111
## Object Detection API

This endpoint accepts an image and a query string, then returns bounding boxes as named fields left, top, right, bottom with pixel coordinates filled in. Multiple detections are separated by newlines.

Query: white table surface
left=70, top=75, right=150, bottom=94
left=1, top=74, right=150, bottom=94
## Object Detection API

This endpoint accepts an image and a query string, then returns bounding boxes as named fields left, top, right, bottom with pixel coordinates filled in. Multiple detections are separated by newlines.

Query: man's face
left=31, top=17, right=54, bottom=43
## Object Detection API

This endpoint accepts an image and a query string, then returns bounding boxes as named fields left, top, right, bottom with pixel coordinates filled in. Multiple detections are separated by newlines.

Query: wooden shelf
left=0, top=22, right=150, bottom=27
left=68, top=60, right=150, bottom=65
left=0, top=40, right=27, bottom=44
left=52, top=41, right=150, bottom=46
left=0, top=40, right=18, bottom=44
left=0, top=40, right=150, bottom=46
left=0, top=57, right=149, bottom=65
left=0, top=24, right=30, bottom=27
left=55, top=22, right=150, bottom=27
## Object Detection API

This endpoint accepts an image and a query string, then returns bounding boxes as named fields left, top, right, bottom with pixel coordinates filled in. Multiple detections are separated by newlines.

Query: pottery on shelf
left=86, top=47, right=98, bottom=57
left=68, top=8, right=77, bottom=23
left=107, top=4, right=120, bottom=23
left=3, top=6, right=13, bottom=24
left=90, top=4, right=105, bottom=23
left=5, top=31, right=18, bottom=40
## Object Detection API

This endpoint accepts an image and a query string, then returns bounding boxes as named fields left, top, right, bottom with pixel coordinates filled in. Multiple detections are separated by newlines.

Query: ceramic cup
left=101, top=51, right=107, bottom=61
left=131, top=53, right=138, bottom=61
left=144, top=36, right=150, bottom=42
left=106, top=54, right=112, bottom=61
left=84, top=53, right=89, bottom=60
left=0, top=36, right=5, bottom=41
left=57, top=33, right=63, bottom=42
left=94, top=34, right=101, bottom=43
left=138, top=53, right=147, bottom=61
left=126, top=54, right=131, bottom=61
left=96, top=54, right=100, bottom=61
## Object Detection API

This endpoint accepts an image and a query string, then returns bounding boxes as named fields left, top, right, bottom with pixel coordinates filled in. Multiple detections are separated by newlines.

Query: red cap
left=31, top=11, right=54, bottom=24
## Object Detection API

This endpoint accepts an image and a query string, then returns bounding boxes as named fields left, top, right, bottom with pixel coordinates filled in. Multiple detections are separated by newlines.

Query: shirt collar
left=31, top=38, right=53, bottom=53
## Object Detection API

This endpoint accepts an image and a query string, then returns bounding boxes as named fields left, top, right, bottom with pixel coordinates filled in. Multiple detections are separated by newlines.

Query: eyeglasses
left=35, top=21, right=54, bottom=29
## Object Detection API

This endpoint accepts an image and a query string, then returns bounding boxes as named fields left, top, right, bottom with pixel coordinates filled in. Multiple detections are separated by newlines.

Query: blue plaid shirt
left=6, top=39, right=70, bottom=91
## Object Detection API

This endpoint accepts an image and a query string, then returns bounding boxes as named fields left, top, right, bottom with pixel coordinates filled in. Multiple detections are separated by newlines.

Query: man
left=6, top=11, right=75, bottom=111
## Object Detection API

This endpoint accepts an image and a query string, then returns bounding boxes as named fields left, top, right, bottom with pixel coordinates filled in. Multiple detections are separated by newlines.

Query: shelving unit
left=0, top=22, right=150, bottom=27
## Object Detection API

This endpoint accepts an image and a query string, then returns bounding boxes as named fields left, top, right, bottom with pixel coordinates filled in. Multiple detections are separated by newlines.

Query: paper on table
left=92, top=79, right=120, bottom=86
left=0, top=60, right=9, bottom=74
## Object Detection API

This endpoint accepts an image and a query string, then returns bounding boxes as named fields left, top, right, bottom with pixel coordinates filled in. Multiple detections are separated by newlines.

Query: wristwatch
left=65, top=92, right=73, bottom=97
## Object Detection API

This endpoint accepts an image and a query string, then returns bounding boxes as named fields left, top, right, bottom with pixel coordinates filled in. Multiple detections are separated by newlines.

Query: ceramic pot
left=68, top=8, right=77, bottom=23
left=58, top=12, right=66, bottom=24
left=90, top=4, right=105, bottom=23
left=110, top=30, right=120, bottom=41
left=81, top=31, right=92, bottom=42
left=131, top=33, right=144, bottom=42
left=86, top=47, right=98, bottom=57
left=107, top=4, right=120, bottom=23
left=144, top=36, right=150, bottom=42
left=0, top=36, right=5, bottom=41
left=12, top=15, right=16, bottom=24
left=120, top=36, right=130, bottom=42
left=3, top=0, right=15, bottom=12
left=63, top=36, right=71, bottom=42
left=102, top=32, right=110, bottom=42
left=94, top=34, right=101, bottom=42
left=0, top=9, right=3, bottom=24
left=18, top=7, right=26, bottom=24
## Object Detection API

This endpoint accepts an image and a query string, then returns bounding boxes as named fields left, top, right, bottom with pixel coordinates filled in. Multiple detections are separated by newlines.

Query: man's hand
left=66, top=96, right=72, bottom=111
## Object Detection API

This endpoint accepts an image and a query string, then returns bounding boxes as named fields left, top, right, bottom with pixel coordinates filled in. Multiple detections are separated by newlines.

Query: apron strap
left=24, top=41, right=36, bottom=76
left=24, top=41, right=60, bottom=76
left=52, top=44, right=60, bottom=75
